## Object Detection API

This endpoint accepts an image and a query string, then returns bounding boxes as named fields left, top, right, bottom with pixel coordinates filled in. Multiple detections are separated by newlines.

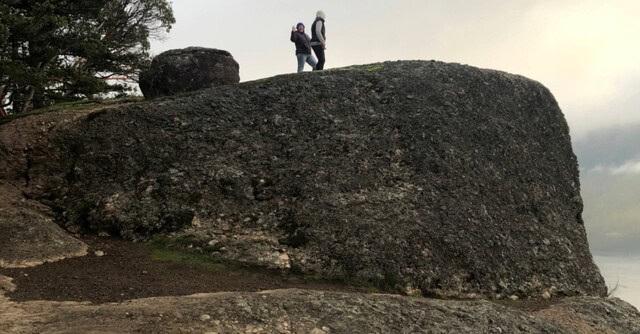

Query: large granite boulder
left=30, top=61, right=606, bottom=299
left=139, top=47, right=240, bottom=98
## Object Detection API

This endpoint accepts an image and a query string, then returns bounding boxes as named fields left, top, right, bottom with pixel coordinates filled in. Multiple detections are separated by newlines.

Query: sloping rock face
left=1, top=289, right=639, bottom=334
left=0, top=112, right=88, bottom=268
left=32, top=61, right=606, bottom=298
left=139, top=47, right=240, bottom=98
left=0, top=183, right=87, bottom=268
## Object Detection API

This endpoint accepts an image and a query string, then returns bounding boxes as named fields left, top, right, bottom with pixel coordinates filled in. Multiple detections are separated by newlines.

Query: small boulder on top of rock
left=139, top=47, right=240, bottom=98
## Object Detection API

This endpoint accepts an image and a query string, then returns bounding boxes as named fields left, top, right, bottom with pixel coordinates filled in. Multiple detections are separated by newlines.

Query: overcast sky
left=150, top=0, right=639, bottom=308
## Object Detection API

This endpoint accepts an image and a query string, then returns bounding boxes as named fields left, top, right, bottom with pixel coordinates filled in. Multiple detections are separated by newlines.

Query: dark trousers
left=312, top=45, right=325, bottom=70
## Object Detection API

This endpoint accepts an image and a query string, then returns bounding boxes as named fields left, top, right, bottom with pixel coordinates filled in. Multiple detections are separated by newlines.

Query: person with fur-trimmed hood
left=290, top=22, right=317, bottom=73
left=310, top=10, right=327, bottom=70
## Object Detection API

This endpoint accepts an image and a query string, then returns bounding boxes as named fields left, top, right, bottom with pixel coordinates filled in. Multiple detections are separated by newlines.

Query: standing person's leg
left=312, top=46, right=325, bottom=70
left=296, top=54, right=306, bottom=73
left=305, top=54, right=317, bottom=70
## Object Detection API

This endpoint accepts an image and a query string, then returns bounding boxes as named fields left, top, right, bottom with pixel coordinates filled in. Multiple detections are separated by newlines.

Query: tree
left=0, top=0, right=174, bottom=113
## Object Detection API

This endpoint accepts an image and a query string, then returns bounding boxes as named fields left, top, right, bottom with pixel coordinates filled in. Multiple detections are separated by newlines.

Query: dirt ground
left=0, top=235, right=369, bottom=304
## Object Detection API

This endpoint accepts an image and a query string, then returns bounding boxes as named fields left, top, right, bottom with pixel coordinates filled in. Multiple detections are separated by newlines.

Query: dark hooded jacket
left=290, top=30, right=312, bottom=55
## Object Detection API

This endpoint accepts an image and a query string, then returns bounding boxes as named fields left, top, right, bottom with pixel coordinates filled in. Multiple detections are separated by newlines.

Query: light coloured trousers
left=296, top=53, right=317, bottom=72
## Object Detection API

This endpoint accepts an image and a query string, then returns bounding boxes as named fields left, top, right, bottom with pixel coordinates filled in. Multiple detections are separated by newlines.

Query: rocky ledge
left=1, top=287, right=639, bottom=333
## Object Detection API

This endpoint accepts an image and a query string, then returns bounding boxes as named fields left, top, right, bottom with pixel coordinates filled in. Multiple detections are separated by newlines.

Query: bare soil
left=0, top=235, right=369, bottom=304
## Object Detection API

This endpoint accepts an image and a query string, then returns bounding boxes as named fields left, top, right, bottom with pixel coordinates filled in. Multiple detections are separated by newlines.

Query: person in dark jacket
left=290, top=22, right=317, bottom=73
left=310, top=10, right=326, bottom=70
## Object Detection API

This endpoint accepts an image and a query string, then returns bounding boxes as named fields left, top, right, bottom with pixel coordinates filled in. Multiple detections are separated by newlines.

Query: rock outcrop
left=0, top=112, right=88, bottom=268
left=138, top=47, right=240, bottom=98
left=23, top=61, right=606, bottom=299
left=0, top=183, right=87, bottom=268
left=1, top=289, right=639, bottom=334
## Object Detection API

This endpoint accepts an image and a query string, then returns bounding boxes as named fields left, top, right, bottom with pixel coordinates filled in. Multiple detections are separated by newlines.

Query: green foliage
left=335, top=64, right=385, bottom=72
left=146, top=238, right=229, bottom=270
left=361, top=65, right=385, bottom=72
left=0, top=0, right=175, bottom=113
left=145, top=235, right=276, bottom=272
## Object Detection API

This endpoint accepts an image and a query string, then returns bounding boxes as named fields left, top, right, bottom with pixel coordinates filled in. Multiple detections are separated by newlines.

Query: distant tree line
left=0, top=0, right=174, bottom=114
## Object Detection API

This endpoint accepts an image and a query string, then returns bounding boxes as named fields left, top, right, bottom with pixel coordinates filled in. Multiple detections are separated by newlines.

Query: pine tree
left=0, top=0, right=175, bottom=113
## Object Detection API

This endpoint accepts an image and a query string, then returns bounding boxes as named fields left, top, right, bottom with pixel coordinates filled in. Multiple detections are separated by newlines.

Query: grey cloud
left=574, top=122, right=640, bottom=257
left=573, top=122, right=640, bottom=170
left=581, top=172, right=640, bottom=256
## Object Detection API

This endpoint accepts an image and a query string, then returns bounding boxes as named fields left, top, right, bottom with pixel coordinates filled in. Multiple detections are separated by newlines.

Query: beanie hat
left=296, top=22, right=305, bottom=29
left=316, top=10, right=326, bottom=19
